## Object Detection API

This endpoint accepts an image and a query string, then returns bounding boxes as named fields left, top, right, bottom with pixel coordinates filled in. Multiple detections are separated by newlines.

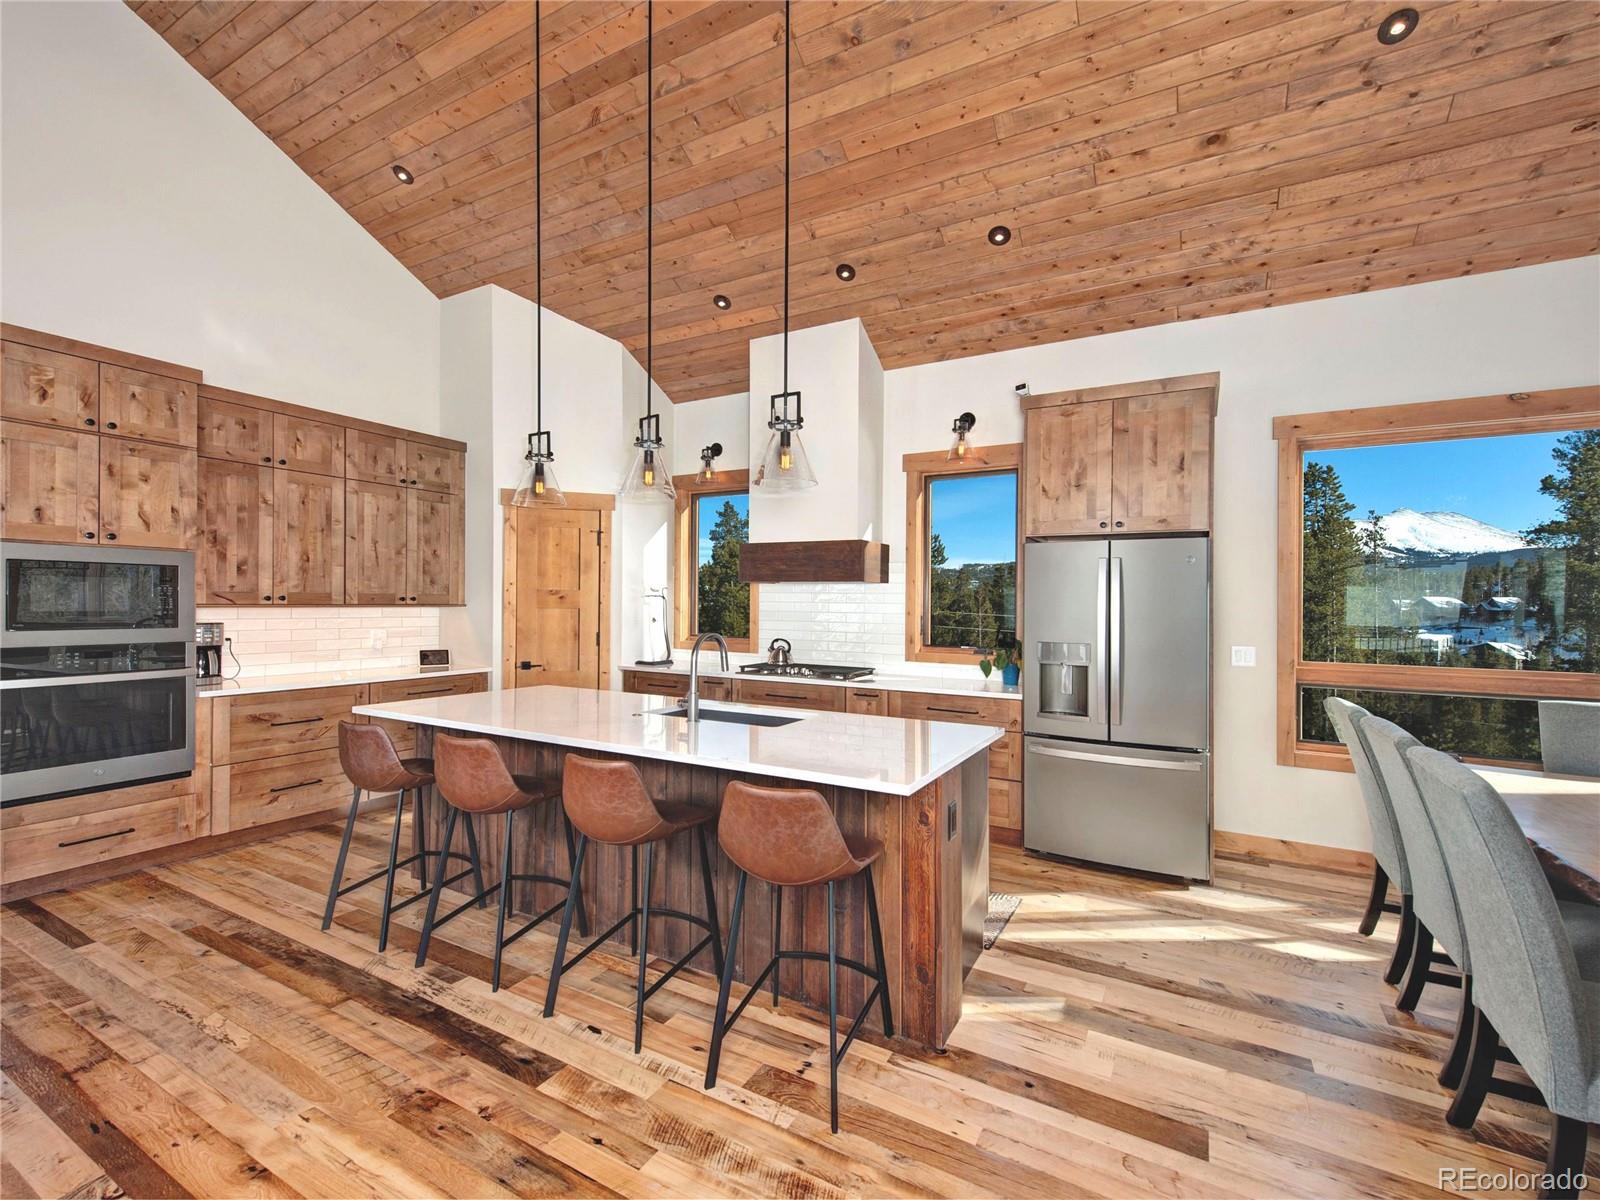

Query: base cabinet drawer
left=733, top=679, right=845, bottom=711
left=889, top=691, right=1020, bottom=731
left=2, top=792, right=209, bottom=882
left=988, top=778, right=1022, bottom=831
left=622, top=670, right=687, bottom=697
left=366, top=673, right=486, bottom=753
left=846, top=688, right=889, bottom=715
left=221, top=748, right=350, bottom=831
left=217, top=684, right=368, bottom=762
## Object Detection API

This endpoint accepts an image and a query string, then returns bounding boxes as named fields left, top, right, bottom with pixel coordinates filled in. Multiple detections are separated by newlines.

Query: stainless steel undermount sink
left=651, top=706, right=802, bottom=728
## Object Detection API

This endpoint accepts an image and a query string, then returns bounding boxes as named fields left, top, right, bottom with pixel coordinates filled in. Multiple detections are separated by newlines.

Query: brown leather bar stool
left=414, top=733, right=587, bottom=991
left=324, top=721, right=484, bottom=952
left=704, top=780, right=893, bottom=1134
left=543, top=755, right=724, bottom=1053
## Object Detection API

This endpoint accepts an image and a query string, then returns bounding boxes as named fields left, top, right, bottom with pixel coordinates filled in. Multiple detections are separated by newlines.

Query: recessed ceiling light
left=835, top=263, right=856, bottom=281
left=392, top=164, right=415, bottom=184
left=713, top=294, right=732, bottom=310
left=987, top=225, right=1012, bottom=246
left=1377, top=8, right=1418, bottom=44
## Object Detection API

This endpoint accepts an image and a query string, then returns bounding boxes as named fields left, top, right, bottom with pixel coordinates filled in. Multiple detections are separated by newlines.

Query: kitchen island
left=353, top=684, right=1001, bottom=1048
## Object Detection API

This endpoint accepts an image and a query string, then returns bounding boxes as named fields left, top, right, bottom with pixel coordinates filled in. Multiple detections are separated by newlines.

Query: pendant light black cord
left=644, top=0, right=653, bottom=422
left=534, top=0, right=542, bottom=435
left=782, top=0, right=790, bottom=399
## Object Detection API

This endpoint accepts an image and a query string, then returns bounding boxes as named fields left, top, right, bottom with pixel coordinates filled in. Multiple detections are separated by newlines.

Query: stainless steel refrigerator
left=1022, top=535, right=1212, bottom=880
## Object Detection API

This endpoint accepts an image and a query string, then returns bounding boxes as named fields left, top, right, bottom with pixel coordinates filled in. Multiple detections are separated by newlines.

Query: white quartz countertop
left=198, top=665, right=490, bottom=698
left=354, top=684, right=1002, bottom=797
left=626, top=660, right=1021, bottom=702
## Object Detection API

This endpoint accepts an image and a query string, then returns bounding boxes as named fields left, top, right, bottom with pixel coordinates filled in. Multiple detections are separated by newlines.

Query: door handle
left=269, top=716, right=322, bottom=727
left=269, top=778, right=325, bottom=793
left=1027, top=743, right=1201, bottom=771
left=1095, top=557, right=1109, bottom=727
left=1109, top=556, right=1124, bottom=727
left=518, top=661, right=541, bottom=670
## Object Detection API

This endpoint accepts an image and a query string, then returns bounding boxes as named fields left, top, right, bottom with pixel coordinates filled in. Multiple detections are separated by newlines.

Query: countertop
left=354, top=684, right=1003, bottom=796
left=625, top=659, right=1021, bottom=702
left=197, top=664, right=491, bottom=698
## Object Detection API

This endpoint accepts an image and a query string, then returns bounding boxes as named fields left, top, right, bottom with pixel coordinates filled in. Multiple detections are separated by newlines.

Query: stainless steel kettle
left=767, top=638, right=792, bottom=666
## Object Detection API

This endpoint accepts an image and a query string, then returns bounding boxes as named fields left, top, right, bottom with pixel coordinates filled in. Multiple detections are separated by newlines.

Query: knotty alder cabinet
left=196, top=384, right=465, bottom=606
left=1023, top=373, right=1218, bottom=537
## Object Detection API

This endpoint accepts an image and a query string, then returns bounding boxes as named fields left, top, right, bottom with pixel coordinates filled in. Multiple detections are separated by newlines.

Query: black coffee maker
left=196, top=621, right=224, bottom=680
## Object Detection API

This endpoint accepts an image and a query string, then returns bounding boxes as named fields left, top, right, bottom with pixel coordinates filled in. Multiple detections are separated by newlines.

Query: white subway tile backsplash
left=198, top=606, right=444, bottom=677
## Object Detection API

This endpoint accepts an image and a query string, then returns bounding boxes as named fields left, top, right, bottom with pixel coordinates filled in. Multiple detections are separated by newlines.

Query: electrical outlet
left=1231, top=646, right=1256, bottom=667
left=368, top=628, right=388, bottom=651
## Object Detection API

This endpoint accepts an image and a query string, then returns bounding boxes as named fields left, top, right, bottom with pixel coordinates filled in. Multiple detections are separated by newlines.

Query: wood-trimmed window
left=673, top=469, right=757, bottom=653
left=904, top=444, right=1022, bottom=664
left=1274, top=387, right=1600, bottom=772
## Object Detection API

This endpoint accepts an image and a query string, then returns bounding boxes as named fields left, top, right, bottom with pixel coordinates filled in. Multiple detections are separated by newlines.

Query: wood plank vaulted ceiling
left=133, top=0, right=1600, bottom=403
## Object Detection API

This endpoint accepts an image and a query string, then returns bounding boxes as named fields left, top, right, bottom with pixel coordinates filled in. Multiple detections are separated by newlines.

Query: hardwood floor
left=2, top=813, right=1593, bottom=1198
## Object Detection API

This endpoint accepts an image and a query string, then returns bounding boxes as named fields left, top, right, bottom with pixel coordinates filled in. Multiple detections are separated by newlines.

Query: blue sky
left=697, top=491, right=748, bottom=564
left=1306, top=431, right=1565, bottom=533
left=930, top=472, right=1017, bottom=568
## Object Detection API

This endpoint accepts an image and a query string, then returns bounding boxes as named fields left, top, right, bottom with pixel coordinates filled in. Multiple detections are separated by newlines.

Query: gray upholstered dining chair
left=1359, top=716, right=1467, bottom=1031
left=1324, top=697, right=1413, bottom=983
left=1539, top=700, right=1600, bottom=777
left=1407, top=745, right=1598, bottom=1198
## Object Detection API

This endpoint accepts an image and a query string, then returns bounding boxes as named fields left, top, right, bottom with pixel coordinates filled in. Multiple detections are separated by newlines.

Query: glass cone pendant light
left=947, top=412, right=984, bottom=464
left=512, top=3, right=565, bottom=508
left=618, top=4, right=675, bottom=504
left=753, top=0, right=817, bottom=493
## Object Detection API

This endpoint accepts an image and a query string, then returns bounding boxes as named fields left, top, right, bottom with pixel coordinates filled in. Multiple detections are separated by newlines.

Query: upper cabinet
left=100, top=439, right=197, bottom=548
left=406, top=442, right=463, bottom=494
left=1, top=421, right=99, bottom=543
left=345, top=428, right=403, bottom=485
left=1, top=341, right=98, bottom=430
left=1023, top=374, right=1217, bottom=538
left=274, top=412, right=344, bottom=476
left=99, top=365, right=197, bottom=447
left=199, top=397, right=274, bottom=464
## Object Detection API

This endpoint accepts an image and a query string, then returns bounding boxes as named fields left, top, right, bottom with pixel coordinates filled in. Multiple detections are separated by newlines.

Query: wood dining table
left=1473, top=765, right=1600, bottom=904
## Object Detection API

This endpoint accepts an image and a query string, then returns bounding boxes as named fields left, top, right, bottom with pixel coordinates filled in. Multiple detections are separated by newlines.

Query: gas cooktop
left=738, top=662, right=874, bottom=682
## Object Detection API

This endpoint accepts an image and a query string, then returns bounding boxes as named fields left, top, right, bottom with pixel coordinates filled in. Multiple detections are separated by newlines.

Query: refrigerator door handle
left=1095, top=556, right=1109, bottom=727
left=1026, top=743, right=1203, bottom=772
left=1109, top=555, right=1124, bottom=727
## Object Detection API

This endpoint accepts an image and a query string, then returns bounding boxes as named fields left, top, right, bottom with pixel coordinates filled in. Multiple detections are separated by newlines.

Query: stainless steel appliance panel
left=1022, top=539, right=1105, bottom=739
left=1111, top=536, right=1210, bottom=750
left=1023, top=737, right=1211, bottom=880
left=2, top=543, right=194, bottom=646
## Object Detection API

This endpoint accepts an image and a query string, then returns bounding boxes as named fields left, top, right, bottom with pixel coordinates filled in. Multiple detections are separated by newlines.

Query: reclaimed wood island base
left=355, top=685, right=1000, bottom=1049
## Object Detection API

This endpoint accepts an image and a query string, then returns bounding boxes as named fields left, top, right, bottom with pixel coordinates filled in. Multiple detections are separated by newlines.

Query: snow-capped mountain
left=1352, top=508, right=1528, bottom=558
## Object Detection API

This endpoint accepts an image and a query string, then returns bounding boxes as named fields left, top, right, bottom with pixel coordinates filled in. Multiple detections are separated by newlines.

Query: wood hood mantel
left=738, top=540, right=891, bottom=584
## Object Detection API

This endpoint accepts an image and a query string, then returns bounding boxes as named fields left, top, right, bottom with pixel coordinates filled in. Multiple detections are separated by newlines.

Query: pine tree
left=1302, top=462, right=1362, bottom=662
left=1525, top=429, right=1599, bottom=672
left=695, top=499, right=750, bottom=639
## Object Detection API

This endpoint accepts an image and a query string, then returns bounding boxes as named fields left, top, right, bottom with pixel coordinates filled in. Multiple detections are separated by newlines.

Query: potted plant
left=993, top=636, right=1022, bottom=687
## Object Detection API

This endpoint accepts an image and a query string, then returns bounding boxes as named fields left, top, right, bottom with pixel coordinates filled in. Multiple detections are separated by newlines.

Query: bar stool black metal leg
left=542, top=833, right=587, bottom=1018
left=462, top=813, right=487, bottom=907
left=1440, top=975, right=1474, bottom=1089
left=629, top=845, right=640, bottom=955
left=771, top=883, right=782, bottom=1006
left=826, top=878, right=840, bottom=1134
left=492, top=810, right=516, bottom=993
left=563, top=810, right=590, bottom=938
left=321, top=785, right=363, bottom=931
left=705, top=870, right=747, bottom=1089
left=634, top=841, right=655, bottom=1053
left=376, top=788, right=407, bottom=953
left=697, top=824, right=724, bottom=978
left=415, top=806, right=459, bottom=968
left=415, top=786, right=430, bottom=891
left=864, top=865, right=894, bottom=1037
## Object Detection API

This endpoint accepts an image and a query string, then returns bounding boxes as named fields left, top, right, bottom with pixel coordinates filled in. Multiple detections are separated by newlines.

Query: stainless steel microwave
left=3, top=542, right=194, bottom=644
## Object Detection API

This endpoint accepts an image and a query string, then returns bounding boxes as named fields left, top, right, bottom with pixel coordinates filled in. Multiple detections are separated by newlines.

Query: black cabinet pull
left=59, top=827, right=134, bottom=849
left=104, top=421, right=117, bottom=430
left=262, top=455, right=272, bottom=463
left=263, top=594, right=272, bottom=601
left=408, top=596, right=416, bottom=602
left=104, top=532, right=118, bottom=541
left=277, top=594, right=286, bottom=601
left=1115, top=520, right=1124, bottom=527
left=84, top=531, right=96, bottom=539
left=928, top=705, right=979, bottom=717
left=269, top=716, right=321, bottom=727
left=406, top=687, right=454, bottom=697
left=84, top=417, right=96, bottom=427
left=1099, top=521, right=1108, bottom=528
left=278, top=458, right=287, bottom=465
left=269, top=778, right=324, bottom=794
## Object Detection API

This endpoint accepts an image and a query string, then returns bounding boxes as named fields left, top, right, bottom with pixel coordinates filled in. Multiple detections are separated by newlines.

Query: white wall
left=0, top=1, right=440, bottom=430
left=672, top=256, right=1600, bottom=850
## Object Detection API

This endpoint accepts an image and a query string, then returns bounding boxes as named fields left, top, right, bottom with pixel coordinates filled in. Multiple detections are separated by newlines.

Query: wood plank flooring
left=2, top=812, right=1594, bottom=1198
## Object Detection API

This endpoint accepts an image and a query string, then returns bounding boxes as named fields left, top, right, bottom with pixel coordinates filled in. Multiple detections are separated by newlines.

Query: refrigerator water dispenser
left=1036, top=641, right=1091, bottom=717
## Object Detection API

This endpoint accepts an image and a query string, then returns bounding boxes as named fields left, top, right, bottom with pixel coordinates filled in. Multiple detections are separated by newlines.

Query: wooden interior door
left=2, top=341, right=98, bottom=430
left=274, top=469, right=344, bottom=604
left=198, top=459, right=273, bottom=605
left=0, top=421, right=99, bottom=543
left=345, top=480, right=409, bottom=603
left=98, top=365, right=197, bottom=447
left=408, top=489, right=462, bottom=605
left=99, top=440, right=196, bottom=549
left=509, top=506, right=605, bottom=689
left=1110, top=389, right=1214, bottom=533
left=1023, top=399, right=1113, bottom=536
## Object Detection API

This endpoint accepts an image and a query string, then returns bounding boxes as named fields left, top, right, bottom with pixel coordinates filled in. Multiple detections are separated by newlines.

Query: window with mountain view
left=692, top=491, right=751, bottom=642
left=925, top=471, right=1018, bottom=650
left=1279, top=394, right=1598, bottom=770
